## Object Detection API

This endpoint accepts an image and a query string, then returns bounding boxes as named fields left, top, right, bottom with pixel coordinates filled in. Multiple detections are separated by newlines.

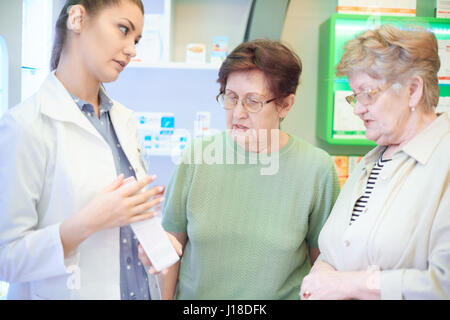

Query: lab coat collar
left=39, top=71, right=134, bottom=144
left=109, top=101, right=135, bottom=149
left=39, top=71, right=104, bottom=140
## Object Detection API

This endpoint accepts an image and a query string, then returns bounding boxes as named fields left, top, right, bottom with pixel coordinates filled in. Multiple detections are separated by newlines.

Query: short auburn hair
left=336, top=24, right=440, bottom=112
left=217, top=39, right=302, bottom=106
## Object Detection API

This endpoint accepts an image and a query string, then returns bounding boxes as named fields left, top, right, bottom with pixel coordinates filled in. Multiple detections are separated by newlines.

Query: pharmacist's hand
left=138, top=233, right=183, bottom=275
left=78, top=174, right=165, bottom=233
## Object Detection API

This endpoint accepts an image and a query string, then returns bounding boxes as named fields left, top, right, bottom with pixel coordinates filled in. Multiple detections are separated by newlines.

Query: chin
left=98, top=70, right=120, bottom=83
left=366, top=134, right=379, bottom=145
left=367, top=134, right=389, bottom=146
left=102, top=75, right=120, bottom=83
left=366, top=127, right=393, bottom=146
left=365, top=128, right=378, bottom=143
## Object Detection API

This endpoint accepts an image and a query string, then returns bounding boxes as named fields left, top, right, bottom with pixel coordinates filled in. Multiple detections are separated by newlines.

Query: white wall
left=0, top=0, right=22, bottom=109
left=281, top=0, right=372, bottom=156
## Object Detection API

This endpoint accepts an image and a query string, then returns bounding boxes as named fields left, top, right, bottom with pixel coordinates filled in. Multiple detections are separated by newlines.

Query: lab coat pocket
left=30, top=251, right=80, bottom=300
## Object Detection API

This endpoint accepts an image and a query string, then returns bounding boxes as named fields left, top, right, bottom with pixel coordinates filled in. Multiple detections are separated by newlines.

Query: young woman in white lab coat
left=0, top=0, right=164, bottom=299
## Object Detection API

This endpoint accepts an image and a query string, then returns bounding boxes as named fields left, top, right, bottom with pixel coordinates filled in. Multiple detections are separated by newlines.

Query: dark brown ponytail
left=50, top=0, right=144, bottom=71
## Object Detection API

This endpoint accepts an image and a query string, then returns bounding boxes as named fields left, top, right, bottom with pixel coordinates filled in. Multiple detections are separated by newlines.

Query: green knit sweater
left=162, top=132, right=340, bottom=299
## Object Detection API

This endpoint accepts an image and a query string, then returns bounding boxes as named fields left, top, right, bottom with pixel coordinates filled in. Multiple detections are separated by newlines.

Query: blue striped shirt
left=69, top=87, right=151, bottom=300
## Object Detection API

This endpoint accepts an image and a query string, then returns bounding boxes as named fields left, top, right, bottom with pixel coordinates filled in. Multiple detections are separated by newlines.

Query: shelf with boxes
left=108, top=0, right=254, bottom=160
left=337, top=0, right=450, bottom=17
left=133, top=0, right=252, bottom=69
left=127, top=61, right=220, bottom=70
left=107, top=0, right=252, bottom=156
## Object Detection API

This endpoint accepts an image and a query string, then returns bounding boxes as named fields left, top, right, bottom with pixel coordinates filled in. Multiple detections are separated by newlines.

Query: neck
left=384, top=109, right=437, bottom=158
left=55, top=47, right=101, bottom=115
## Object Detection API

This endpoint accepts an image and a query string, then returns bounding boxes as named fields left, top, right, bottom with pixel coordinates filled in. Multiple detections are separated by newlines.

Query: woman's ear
left=66, top=5, right=85, bottom=34
left=277, top=93, right=295, bottom=119
left=408, top=75, right=424, bottom=110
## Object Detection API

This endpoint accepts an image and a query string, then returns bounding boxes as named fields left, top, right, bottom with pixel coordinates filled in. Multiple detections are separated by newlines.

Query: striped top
left=350, top=154, right=392, bottom=225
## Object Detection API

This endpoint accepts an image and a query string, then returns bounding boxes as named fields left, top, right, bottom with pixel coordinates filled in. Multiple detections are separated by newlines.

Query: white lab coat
left=0, top=72, right=161, bottom=299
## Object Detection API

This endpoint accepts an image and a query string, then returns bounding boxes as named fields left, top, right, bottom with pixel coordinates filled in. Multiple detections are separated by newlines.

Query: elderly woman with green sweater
left=140, top=39, right=340, bottom=299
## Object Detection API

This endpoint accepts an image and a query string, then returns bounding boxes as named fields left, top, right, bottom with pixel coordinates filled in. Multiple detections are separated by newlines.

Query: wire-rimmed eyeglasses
left=218, top=91, right=279, bottom=113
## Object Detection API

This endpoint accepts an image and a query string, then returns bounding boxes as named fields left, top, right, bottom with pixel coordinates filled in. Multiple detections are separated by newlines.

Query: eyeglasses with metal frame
left=218, top=91, right=279, bottom=113
left=345, top=83, right=390, bottom=107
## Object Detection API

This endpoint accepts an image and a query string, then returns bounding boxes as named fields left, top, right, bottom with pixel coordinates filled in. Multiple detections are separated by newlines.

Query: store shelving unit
left=103, top=0, right=255, bottom=186
left=127, top=61, right=221, bottom=70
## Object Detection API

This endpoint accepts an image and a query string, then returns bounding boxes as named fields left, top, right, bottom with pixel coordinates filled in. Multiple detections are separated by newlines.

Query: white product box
left=194, top=111, right=211, bottom=138
left=186, top=43, right=206, bottom=64
left=121, top=177, right=179, bottom=272
left=210, top=36, right=229, bottom=65
left=438, top=39, right=450, bottom=84
left=337, top=0, right=416, bottom=16
left=131, top=217, right=180, bottom=272
left=437, top=0, right=450, bottom=18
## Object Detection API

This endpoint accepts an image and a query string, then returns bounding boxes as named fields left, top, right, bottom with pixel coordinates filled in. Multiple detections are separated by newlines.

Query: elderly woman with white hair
left=300, top=24, right=449, bottom=300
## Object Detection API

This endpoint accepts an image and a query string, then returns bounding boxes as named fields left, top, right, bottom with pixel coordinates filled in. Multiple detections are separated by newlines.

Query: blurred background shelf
left=128, top=62, right=221, bottom=70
